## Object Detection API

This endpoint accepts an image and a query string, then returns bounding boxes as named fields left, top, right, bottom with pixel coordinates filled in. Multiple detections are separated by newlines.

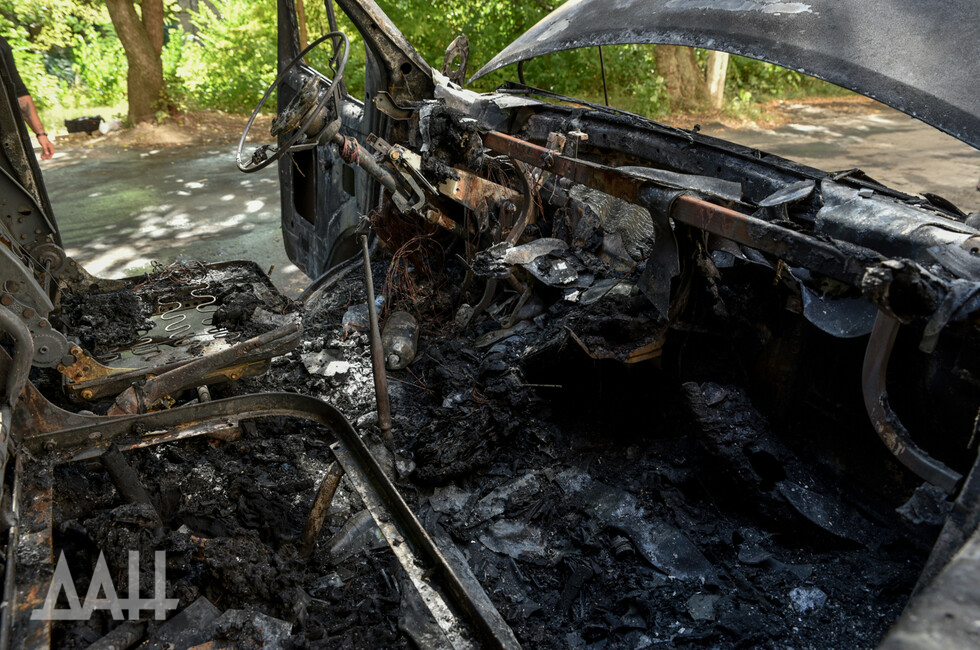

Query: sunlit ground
left=42, top=144, right=309, bottom=297
left=701, top=103, right=980, bottom=213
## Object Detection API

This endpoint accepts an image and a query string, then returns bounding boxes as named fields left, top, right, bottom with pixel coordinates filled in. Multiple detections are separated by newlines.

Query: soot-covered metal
left=1, top=0, right=979, bottom=648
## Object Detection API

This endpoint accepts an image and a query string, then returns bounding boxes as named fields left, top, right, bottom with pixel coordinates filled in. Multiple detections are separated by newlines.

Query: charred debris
left=5, top=100, right=979, bottom=648
left=3, top=2, right=980, bottom=649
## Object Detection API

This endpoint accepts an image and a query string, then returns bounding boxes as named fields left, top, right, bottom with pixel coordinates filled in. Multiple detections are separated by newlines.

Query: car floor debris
left=1, top=1, right=980, bottom=649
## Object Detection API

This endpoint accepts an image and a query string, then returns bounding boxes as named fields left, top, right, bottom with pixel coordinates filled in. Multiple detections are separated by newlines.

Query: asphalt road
left=40, top=104, right=980, bottom=299
left=42, top=141, right=307, bottom=296
left=701, top=102, right=980, bottom=213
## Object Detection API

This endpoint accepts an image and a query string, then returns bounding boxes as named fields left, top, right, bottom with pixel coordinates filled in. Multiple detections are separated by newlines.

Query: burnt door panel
left=276, top=0, right=366, bottom=279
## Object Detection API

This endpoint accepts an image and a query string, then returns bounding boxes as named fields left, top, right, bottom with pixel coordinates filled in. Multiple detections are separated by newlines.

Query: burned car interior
left=1, top=0, right=979, bottom=647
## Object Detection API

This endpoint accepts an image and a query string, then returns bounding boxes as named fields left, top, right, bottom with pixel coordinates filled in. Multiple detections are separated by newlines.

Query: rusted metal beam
left=5, top=456, right=53, bottom=650
left=483, top=131, right=644, bottom=205
left=360, top=234, right=394, bottom=445
left=482, top=130, right=875, bottom=287
left=668, top=194, right=870, bottom=285
left=438, top=167, right=521, bottom=212
left=108, top=323, right=302, bottom=415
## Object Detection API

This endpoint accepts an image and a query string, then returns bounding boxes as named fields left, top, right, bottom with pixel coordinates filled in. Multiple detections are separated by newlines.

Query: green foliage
left=374, top=0, right=554, bottom=90
left=177, top=0, right=278, bottom=113
left=0, top=0, right=119, bottom=108
left=726, top=55, right=848, bottom=102
left=71, top=28, right=127, bottom=106
left=160, top=28, right=189, bottom=110
left=303, top=1, right=367, bottom=101
left=2, top=0, right=851, bottom=124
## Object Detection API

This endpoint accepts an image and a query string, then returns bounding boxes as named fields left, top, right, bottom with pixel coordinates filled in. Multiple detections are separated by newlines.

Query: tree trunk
left=296, top=0, right=309, bottom=51
left=105, top=0, right=165, bottom=124
left=653, top=45, right=709, bottom=109
left=142, top=0, right=165, bottom=55
left=705, top=51, right=729, bottom=110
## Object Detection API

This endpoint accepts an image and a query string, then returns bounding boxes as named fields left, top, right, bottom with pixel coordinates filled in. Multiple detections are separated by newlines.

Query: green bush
left=726, top=55, right=848, bottom=102
left=70, top=28, right=127, bottom=106
left=178, top=0, right=278, bottom=113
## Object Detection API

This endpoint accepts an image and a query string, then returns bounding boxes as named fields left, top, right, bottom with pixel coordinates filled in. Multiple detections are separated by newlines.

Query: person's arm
left=17, top=94, right=53, bottom=160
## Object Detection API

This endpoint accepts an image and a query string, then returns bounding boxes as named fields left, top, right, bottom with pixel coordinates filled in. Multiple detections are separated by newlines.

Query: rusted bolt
left=229, top=372, right=241, bottom=381
left=1, top=294, right=13, bottom=306
left=82, top=365, right=91, bottom=372
left=34, top=228, right=41, bottom=235
left=80, top=389, right=94, bottom=400
left=389, top=149, right=401, bottom=161
left=56, top=364, right=65, bottom=372
left=38, top=319, right=48, bottom=328
left=43, top=440, right=56, bottom=451
left=22, top=308, right=34, bottom=319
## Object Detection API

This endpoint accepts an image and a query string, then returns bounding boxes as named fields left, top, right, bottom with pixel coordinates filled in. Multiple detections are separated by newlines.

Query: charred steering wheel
left=237, top=31, right=350, bottom=173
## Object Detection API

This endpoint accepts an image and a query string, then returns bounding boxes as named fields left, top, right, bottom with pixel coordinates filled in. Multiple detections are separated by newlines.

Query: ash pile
left=38, top=220, right=947, bottom=649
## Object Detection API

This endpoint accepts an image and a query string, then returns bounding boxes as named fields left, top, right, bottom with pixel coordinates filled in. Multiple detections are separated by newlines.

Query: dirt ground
left=53, top=111, right=275, bottom=151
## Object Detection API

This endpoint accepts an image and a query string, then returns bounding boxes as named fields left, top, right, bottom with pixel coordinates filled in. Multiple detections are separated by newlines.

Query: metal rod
left=331, top=132, right=403, bottom=199
left=360, top=234, right=394, bottom=445
left=862, top=311, right=961, bottom=493
left=0, top=305, right=33, bottom=410
left=299, top=461, right=344, bottom=557
left=0, top=454, right=21, bottom=650
left=598, top=46, right=609, bottom=107
left=100, top=446, right=162, bottom=526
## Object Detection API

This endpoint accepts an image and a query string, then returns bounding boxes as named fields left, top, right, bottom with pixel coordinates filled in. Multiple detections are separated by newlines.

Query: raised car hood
left=471, top=0, right=980, bottom=151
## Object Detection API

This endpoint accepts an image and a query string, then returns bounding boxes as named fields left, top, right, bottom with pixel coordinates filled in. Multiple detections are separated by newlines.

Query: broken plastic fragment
left=776, top=480, right=876, bottom=545
left=478, top=519, right=551, bottom=561
left=501, top=238, right=568, bottom=265
left=687, top=593, right=721, bottom=621
left=327, top=509, right=387, bottom=563
left=341, top=297, right=384, bottom=333
left=896, top=483, right=953, bottom=527
left=789, top=586, right=828, bottom=613
left=209, top=609, right=294, bottom=648
left=555, top=468, right=716, bottom=582
left=146, top=596, right=221, bottom=649
left=758, top=180, right=816, bottom=207
left=300, top=348, right=349, bottom=377
left=472, top=473, right=541, bottom=523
